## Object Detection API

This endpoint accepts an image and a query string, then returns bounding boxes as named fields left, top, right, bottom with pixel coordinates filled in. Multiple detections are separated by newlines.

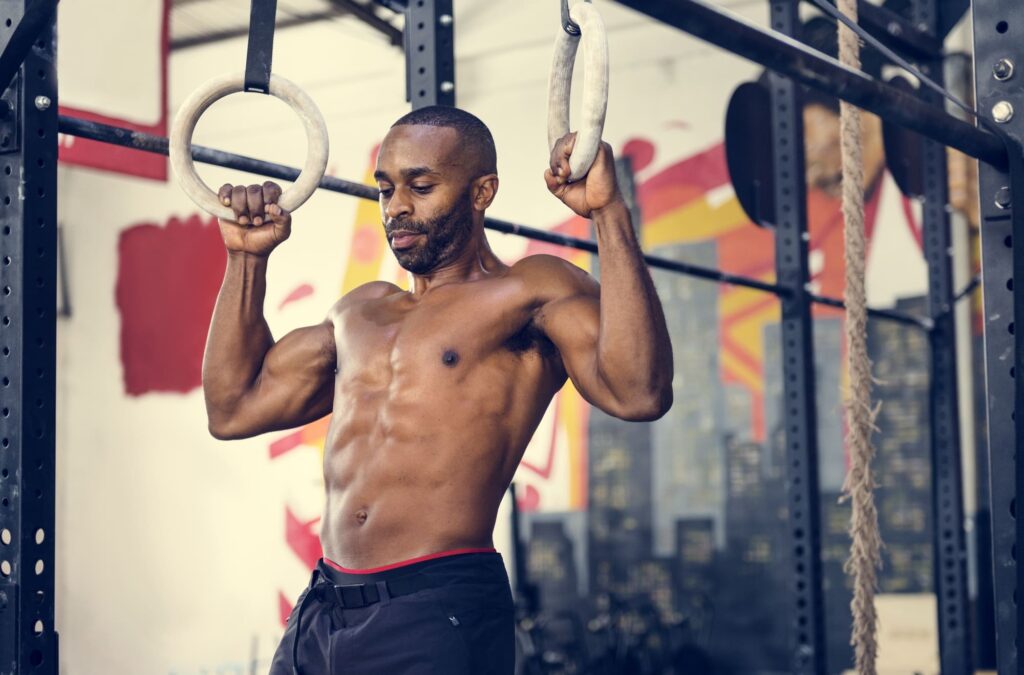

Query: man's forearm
left=202, top=251, right=276, bottom=422
left=592, top=200, right=674, bottom=405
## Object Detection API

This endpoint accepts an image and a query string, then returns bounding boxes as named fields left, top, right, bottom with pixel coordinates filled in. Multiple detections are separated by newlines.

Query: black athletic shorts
left=268, top=550, right=515, bottom=674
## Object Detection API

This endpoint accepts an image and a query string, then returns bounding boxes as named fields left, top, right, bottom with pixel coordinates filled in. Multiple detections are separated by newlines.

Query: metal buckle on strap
left=334, top=583, right=380, bottom=608
left=561, top=0, right=589, bottom=36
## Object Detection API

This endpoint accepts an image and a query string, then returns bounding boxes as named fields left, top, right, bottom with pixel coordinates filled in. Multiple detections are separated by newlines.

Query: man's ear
left=472, top=174, right=499, bottom=212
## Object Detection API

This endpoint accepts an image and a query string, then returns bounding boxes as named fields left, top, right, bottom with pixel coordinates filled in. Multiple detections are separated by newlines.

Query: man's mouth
left=389, top=230, right=424, bottom=250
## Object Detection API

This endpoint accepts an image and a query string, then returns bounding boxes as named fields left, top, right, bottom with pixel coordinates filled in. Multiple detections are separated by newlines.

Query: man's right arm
left=202, top=181, right=338, bottom=440
left=202, top=251, right=337, bottom=440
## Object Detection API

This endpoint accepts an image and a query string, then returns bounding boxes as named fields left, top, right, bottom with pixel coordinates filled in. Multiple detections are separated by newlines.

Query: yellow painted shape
left=643, top=196, right=749, bottom=248
left=341, top=166, right=386, bottom=295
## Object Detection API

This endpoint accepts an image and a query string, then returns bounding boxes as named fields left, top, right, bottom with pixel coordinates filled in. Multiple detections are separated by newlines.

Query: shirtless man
left=202, top=106, right=673, bottom=674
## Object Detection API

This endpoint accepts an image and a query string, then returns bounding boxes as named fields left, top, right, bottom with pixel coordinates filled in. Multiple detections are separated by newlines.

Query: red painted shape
left=285, top=506, right=322, bottom=570
left=278, top=283, right=314, bottom=310
left=635, top=143, right=731, bottom=221
left=59, top=107, right=168, bottom=181
left=663, top=119, right=691, bottom=131
left=58, top=0, right=170, bottom=180
left=518, top=484, right=541, bottom=512
left=621, top=138, right=656, bottom=173
left=520, top=397, right=561, bottom=480
left=278, top=590, right=293, bottom=627
left=116, top=213, right=226, bottom=396
left=522, top=215, right=591, bottom=259
left=269, top=431, right=304, bottom=459
left=900, top=194, right=924, bottom=250
left=352, top=227, right=383, bottom=264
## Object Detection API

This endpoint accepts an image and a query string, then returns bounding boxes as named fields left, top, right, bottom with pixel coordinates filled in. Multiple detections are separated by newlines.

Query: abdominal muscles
left=317, top=358, right=556, bottom=568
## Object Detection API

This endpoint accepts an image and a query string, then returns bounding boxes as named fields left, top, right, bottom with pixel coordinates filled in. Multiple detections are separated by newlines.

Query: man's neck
left=410, top=230, right=503, bottom=296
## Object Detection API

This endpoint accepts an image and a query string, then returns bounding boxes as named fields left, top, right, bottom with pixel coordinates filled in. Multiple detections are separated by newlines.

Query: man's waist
left=322, top=547, right=498, bottom=583
left=307, top=549, right=507, bottom=610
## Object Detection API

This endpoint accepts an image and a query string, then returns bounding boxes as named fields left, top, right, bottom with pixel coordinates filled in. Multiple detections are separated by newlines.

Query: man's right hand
left=217, top=182, right=292, bottom=257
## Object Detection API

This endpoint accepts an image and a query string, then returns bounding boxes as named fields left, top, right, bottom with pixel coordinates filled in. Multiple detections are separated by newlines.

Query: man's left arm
left=533, top=136, right=674, bottom=421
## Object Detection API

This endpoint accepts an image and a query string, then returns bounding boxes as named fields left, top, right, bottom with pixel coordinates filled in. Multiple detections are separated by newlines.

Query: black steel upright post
left=0, top=0, right=57, bottom=672
left=911, top=0, right=973, bottom=672
left=404, top=0, right=455, bottom=109
left=972, top=0, right=1022, bottom=672
left=768, top=2, right=827, bottom=672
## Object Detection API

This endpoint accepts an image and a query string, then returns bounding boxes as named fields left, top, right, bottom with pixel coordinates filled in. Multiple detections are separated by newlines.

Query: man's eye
left=378, top=187, right=393, bottom=198
left=411, top=185, right=434, bottom=194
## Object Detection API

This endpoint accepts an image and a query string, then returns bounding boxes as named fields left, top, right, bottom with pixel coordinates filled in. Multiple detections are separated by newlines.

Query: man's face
left=803, top=104, right=844, bottom=197
left=374, top=125, right=475, bottom=275
left=803, top=103, right=886, bottom=197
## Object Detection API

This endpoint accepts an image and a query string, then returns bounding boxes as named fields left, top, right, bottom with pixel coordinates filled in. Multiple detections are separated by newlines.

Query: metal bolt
left=887, top=21, right=903, bottom=37
left=994, top=58, right=1015, bottom=81
left=440, top=81, right=455, bottom=94
left=995, top=185, right=1012, bottom=209
left=33, top=95, right=50, bottom=111
left=993, top=100, right=1015, bottom=123
left=438, top=13, right=453, bottom=26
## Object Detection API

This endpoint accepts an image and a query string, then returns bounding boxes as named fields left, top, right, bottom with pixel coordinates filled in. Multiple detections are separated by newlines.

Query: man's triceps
left=215, top=320, right=337, bottom=438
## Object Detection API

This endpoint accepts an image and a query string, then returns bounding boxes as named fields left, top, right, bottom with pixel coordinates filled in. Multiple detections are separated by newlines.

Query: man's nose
left=385, top=189, right=412, bottom=220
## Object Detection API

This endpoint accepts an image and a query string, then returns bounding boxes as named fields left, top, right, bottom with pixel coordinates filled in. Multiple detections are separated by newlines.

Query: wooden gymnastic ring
left=547, top=1, right=609, bottom=182
left=170, top=72, right=329, bottom=221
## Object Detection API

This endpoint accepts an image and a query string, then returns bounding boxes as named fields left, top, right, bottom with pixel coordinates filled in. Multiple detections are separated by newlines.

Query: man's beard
left=385, top=194, right=474, bottom=274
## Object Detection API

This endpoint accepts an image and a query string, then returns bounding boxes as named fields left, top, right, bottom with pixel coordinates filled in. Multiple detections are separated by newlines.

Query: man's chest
left=333, top=281, right=554, bottom=383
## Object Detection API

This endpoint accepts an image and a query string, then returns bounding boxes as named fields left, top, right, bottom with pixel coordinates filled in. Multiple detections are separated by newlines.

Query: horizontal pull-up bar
left=613, top=0, right=1009, bottom=169
left=57, top=114, right=931, bottom=329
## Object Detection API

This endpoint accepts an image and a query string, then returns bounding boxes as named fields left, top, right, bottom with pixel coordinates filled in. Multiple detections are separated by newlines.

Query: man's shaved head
left=391, top=105, right=498, bottom=177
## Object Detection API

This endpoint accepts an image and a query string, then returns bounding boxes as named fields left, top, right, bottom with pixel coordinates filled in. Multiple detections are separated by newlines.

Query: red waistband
left=324, top=547, right=497, bottom=574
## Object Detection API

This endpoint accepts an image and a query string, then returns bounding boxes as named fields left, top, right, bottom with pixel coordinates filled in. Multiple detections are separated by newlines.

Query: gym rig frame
left=0, top=0, right=1018, bottom=671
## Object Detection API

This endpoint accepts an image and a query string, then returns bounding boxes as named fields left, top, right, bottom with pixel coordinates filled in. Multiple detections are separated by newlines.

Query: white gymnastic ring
left=547, top=2, right=609, bottom=182
left=169, top=72, right=329, bottom=221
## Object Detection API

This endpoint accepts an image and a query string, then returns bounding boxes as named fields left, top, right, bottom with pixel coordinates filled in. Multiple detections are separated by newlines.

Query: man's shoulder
left=328, top=281, right=403, bottom=319
left=510, top=254, right=598, bottom=298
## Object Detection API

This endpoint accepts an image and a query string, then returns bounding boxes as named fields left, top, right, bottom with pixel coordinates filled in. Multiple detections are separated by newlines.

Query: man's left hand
left=545, top=133, right=624, bottom=218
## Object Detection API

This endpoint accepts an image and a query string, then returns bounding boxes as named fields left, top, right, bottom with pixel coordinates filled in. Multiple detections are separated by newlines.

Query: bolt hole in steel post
left=996, top=186, right=1012, bottom=209
left=994, top=58, right=1014, bottom=81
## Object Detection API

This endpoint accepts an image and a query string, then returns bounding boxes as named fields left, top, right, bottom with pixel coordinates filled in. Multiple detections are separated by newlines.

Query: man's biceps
left=545, top=309, right=598, bottom=347
left=541, top=295, right=598, bottom=330
left=562, top=359, right=610, bottom=407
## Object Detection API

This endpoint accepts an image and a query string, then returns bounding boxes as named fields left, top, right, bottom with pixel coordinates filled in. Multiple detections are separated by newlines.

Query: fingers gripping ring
left=547, top=1, right=609, bottom=182
left=169, top=72, right=329, bottom=221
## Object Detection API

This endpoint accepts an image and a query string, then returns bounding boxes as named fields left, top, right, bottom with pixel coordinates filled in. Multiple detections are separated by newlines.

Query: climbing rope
left=836, top=1, right=883, bottom=673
